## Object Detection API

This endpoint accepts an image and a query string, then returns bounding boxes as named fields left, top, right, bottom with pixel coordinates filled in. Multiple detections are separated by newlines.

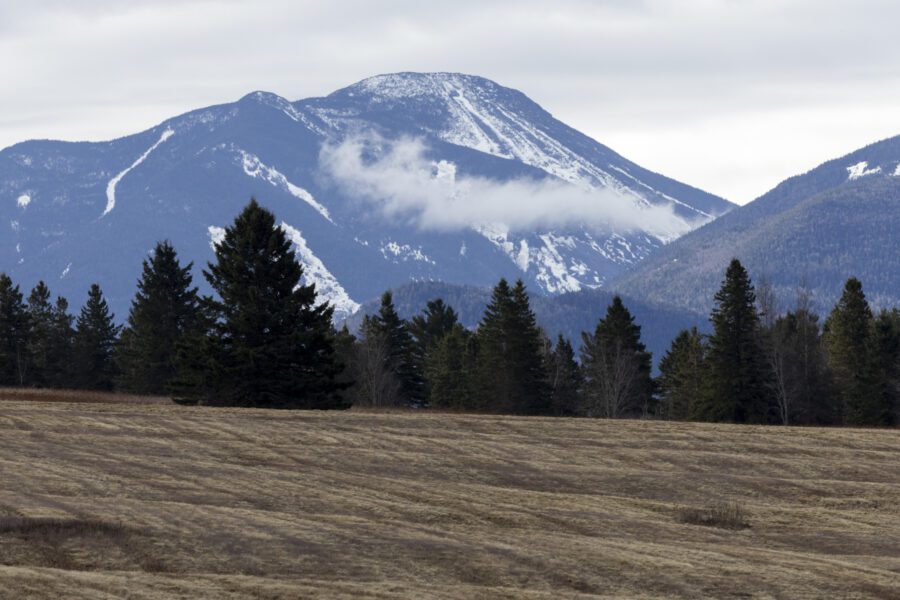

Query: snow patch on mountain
left=237, top=149, right=333, bottom=223
left=894, top=163, right=900, bottom=177
left=280, top=222, right=360, bottom=317
left=380, top=241, right=435, bottom=264
left=534, top=234, right=583, bottom=293
left=475, top=223, right=518, bottom=265
left=847, top=161, right=882, bottom=180
left=103, top=129, right=174, bottom=217
left=16, top=194, right=30, bottom=208
left=207, top=225, right=226, bottom=251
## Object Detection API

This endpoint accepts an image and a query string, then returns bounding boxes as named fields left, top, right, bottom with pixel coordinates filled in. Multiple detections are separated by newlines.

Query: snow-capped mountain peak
left=0, top=72, right=733, bottom=320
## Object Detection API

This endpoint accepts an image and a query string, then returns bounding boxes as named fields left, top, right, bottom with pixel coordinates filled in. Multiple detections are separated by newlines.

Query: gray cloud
left=319, top=135, right=696, bottom=239
left=1, top=0, right=899, bottom=204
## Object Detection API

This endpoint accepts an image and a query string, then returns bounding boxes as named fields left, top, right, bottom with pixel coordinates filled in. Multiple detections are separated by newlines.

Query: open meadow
left=0, top=390, right=898, bottom=599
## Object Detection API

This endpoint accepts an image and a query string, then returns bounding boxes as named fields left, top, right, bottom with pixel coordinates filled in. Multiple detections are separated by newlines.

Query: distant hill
left=343, top=281, right=707, bottom=366
left=613, top=135, right=900, bottom=313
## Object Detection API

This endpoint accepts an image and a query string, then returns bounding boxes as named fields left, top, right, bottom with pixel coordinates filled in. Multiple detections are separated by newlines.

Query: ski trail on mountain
left=103, top=129, right=174, bottom=217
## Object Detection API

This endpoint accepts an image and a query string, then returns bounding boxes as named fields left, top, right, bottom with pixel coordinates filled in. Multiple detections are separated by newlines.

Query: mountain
left=612, top=136, right=900, bottom=313
left=343, top=281, right=707, bottom=367
left=0, top=72, right=732, bottom=319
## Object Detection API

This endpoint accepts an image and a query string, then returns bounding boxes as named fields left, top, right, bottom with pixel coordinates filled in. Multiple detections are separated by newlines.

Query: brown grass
left=0, top=387, right=170, bottom=405
left=0, top=393, right=898, bottom=598
left=676, top=501, right=750, bottom=530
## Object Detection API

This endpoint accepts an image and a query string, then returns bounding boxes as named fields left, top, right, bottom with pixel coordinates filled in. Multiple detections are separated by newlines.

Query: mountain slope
left=1, top=72, right=732, bottom=318
left=612, top=136, right=900, bottom=312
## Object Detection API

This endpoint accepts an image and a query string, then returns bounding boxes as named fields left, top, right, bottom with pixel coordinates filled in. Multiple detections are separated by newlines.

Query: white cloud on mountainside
left=319, top=135, right=695, bottom=239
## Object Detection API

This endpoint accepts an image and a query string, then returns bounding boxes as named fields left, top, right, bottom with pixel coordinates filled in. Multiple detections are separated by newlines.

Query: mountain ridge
left=612, top=134, right=900, bottom=313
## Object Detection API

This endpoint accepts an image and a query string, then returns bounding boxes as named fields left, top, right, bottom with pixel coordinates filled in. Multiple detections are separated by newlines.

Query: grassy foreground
left=0, top=391, right=898, bottom=599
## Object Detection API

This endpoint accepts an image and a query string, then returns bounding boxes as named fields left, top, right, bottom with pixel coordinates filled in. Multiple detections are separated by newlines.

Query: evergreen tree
left=427, top=323, right=477, bottom=410
left=73, top=284, right=120, bottom=390
left=331, top=324, right=358, bottom=404
left=871, top=309, right=899, bottom=426
left=354, top=314, right=403, bottom=407
left=545, top=334, right=582, bottom=416
left=701, top=259, right=774, bottom=423
left=0, top=274, right=29, bottom=386
left=408, top=299, right=459, bottom=354
left=475, top=279, right=548, bottom=414
left=657, top=327, right=706, bottom=421
left=25, top=282, right=74, bottom=388
left=823, top=278, right=879, bottom=426
left=408, top=298, right=458, bottom=402
left=767, top=294, right=835, bottom=425
left=184, top=199, right=346, bottom=408
left=47, top=296, right=75, bottom=388
left=580, top=296, right=654, bottom=418
left=117, top=241, right=201, bottom=395
left=363, top=291, right=424, bottom=405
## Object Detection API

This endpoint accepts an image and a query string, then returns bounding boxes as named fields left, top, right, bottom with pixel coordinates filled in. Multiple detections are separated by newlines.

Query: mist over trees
left=0, top=199, right=897, bottom=428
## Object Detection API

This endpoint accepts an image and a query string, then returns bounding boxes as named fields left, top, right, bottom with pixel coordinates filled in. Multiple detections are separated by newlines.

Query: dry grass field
left=0, top=390, right=898, bottom=599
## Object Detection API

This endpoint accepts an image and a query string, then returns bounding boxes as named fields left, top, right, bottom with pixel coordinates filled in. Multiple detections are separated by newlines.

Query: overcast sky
left=1, top=0, right=898, bottom=204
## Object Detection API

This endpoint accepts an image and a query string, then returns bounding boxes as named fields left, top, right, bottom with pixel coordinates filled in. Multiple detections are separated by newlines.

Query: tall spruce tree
left=354, top=314, right=403, bottom=407
left=186, top=199, right=346, bottom=408
left=545, top=334, right=582, bottom=416
left=0, top=274, right=29, bottom=386
left=426, top=323, right=477, bottom=410
left=47, top=296, right=75, bottom=388
left=768, top=297, right=835, bottom=425
left=701, top=259, right=774, bottom=423
left=657, top=327, right=706, bottom=421
left=872, top=309, right=900, bottom=426
left=823, top=278, right=879, bottom=425
left=475, top=279, right=548, bottom=414
left=580, top=296, right=654, bottom=418
left=364, top=291, right=424, bottom=405
left=117, top=241, right=201, bottom=395
left=73, top=284, right=120, bottom=390
left=408, top=298, right=458, bottom=402
left=25, top=282, right=58, bottom=387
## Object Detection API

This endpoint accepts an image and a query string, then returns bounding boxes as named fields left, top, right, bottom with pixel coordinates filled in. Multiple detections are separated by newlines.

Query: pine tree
left=28, top=281, right=60, bottom=387
left=362, top=291, right=424, bottom=405
left=0, top=274, right=29, bottom=386
left=870, top=309, right=899, bottom=426
left=475, top=279, right=548, bottom=414
left=408, top=298, right=459, bottom=403
left=701, top=259, right=774, bottom=423
left=823, top=278, right=879, bottom=425
left=426, top=323, right=477, bottom=410
left=354, top=314, right=403, bottom=407
left=657, top=327, right=706, bottom=421
left=408, top=299, right=459, bottom=354
left=767, top=293, right=835, bottom=425
left=117, top=241, right=201, bottom=395
left=545, top=334, right=582, bottom=416
left=580, top=296, right=654, bottom=418
left=48, top=297, right=75, bottom=388
left=73, top=284, right=121, bottom=390
left=186, top=199, right=346, bottom=408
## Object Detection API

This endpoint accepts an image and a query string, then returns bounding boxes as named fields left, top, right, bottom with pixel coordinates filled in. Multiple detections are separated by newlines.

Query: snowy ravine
left=280, top=223, right=360, bottom=318
left=103, top=129, right=174, bottom=217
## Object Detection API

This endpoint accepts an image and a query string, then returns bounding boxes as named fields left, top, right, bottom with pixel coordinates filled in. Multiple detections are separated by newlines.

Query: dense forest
left=1, top=200, right=897, bottom=426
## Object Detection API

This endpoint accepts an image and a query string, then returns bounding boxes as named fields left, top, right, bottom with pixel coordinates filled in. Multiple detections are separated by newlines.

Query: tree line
left=0, top=200, right=897, bottom=426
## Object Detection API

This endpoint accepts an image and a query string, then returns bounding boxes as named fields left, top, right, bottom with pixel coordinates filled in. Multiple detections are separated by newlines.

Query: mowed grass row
left=0, top=393, right=898, bottom=599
